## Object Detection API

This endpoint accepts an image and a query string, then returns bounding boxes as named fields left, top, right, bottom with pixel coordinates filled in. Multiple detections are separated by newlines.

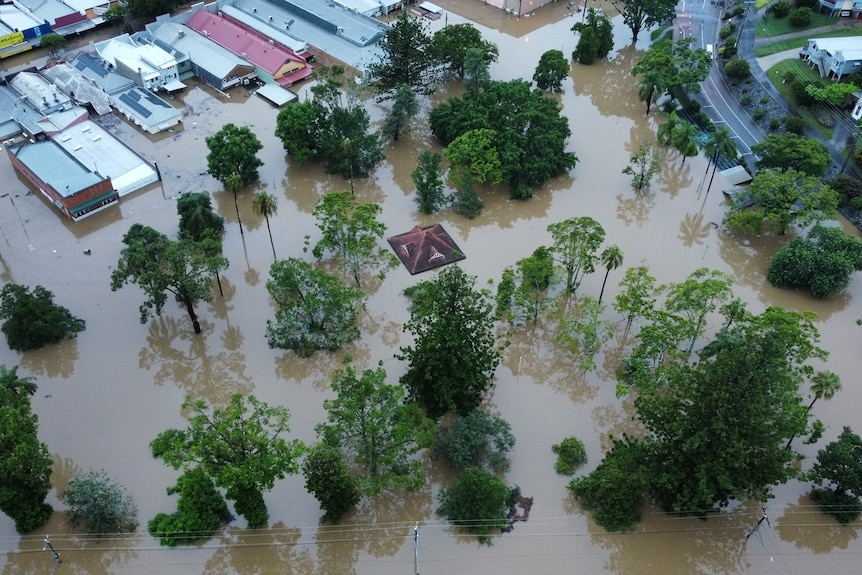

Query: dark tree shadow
left=616, top=187, right=656, bottom=227
left=659, top=149, right=694, bottom=199
left=274, top=343, right=371, bottom=392
left=50, top=452, right=83, bottom=497
left=776, top=492, right=859, bottom=554
left=138, top=315, right=254, bottom=407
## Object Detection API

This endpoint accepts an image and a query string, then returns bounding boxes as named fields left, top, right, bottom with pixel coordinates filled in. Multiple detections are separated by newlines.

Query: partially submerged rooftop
left=388, top=224, right=466, bottom=274
left=11, top=140, right=106, bottom=197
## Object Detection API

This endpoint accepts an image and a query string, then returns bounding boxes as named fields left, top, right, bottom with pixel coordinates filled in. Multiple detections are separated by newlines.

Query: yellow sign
left=0, top=31, right=26, bottom=51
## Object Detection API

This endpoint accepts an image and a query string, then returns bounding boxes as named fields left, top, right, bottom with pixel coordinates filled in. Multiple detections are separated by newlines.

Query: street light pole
left=413, top=523, right=420, bottom=575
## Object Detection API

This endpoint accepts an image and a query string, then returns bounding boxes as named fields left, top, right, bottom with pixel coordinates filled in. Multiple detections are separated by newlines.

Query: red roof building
left=388, top=224, right=466, bottom=274
left=185, top=11, right=311, bottom=86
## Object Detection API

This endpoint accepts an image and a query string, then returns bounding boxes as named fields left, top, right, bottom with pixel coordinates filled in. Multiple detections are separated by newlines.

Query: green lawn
left=766, top=59, right=834, bottom=139
left=755, top=26, right=862, bottom=56
left=755, top=13, right=837, bottom=38
left=755, top=0, right=771, bottom=8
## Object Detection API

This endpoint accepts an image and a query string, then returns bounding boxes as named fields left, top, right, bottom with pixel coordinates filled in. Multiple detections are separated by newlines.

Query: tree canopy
left=622, top=143, right=662, bottom=191
left=0, top=366, right=53, bottom=533
left=431, top=23, right=499, bottom=79
left=572, top=9, right=614, bottom=64
left=317, top=364, right=432, bottom=496
left=751, top=133, right=831, bottom=177
left=437, top=466, right=513, bottom=544
left=547, top=217, right=606, bottom=293
left=433, top=410, right=515, bottom=473
left=723, top=169, right=839, bottom=235
left=399, top=266, right=501, bottom=418
left=495, top=246, right=556, bottom=323
left=205, top=123, right=263, bottom=186
left=40, top=34, right=65, bottom=59
left=275, top=67, right=384, bottom=179
left=176, top=192, right=224, bottom=242
left=148, top=468, right=230, bottom=546
left=617, top=0, right=679, bottom=41
left=0, top=283, right=85, bottom=351
left=767, top=223, right=862, bottom=298
left=573, top=306, right=828, bottom=530
left=265, top=258, right=363, bottom=356
left=63, top=470, right=138, bottom=535
left=534, top=49, right=570, bottom=90
left=412, top=150, right=447, bottom=214
left=302, top=443, right=361, bottom=523
left=369, top=11, right=439, bottom=98
left=308, top=191, right=398, bottom=287
left=110, top=224, right=228, bottom=334
left=429, top=79, right=578, bottom=199
left=808, top=426, right=862, bottom=524
left=632, top=38, right=711, bottom=112
left=151, top=394, right=306, bottom=528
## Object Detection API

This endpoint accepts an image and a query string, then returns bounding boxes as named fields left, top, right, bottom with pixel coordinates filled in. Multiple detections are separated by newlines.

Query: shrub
left=770, top=118, right=782, bottom=131
left=730, top=4, right=746, bottom=16
left=759, top=96, right=770, bottom=105
left=783, top=116, right=805, bottom=134
left=795, top=0, right=818, bottom=8
left=0, top=284, right=86, bottom=351
left=437, top=467, right=513, bottom=544
left=827, top=174, right=862, bottom=205
left=770, top=0, right=791, bottom=17
left=725, top=58, right=751, bottom=80
left=851, top=196, right=862, bottom=211
left=148, top=468, right=230, bottom=546
left=752, top=107, right=766, bottom=121
left=552, top=437, right=588, bottom=475
left=719, top=23, right=737, bottom=39
left=433, top=410, right=516, bottom=473
left=64, top=470, right=138, bottom=535
left=790, top=81, right=817, bottom=106
left=789, top=7, right=813, bottom=27
left=740, top=94, right=753, bottom=106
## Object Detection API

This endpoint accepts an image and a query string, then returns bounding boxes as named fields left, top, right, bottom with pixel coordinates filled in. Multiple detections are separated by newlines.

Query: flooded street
left=1, top=3, right=861, bottom=574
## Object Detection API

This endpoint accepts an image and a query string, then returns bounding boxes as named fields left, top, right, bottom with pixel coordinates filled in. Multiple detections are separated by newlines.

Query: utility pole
left=43, top=535, right=61, bottom=563
left=413, top=523, right=420, bottom=575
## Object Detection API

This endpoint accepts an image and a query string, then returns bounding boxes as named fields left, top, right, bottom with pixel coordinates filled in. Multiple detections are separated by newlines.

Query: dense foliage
left=0, top=366, right=52, bottom=533
left=151, top=395, right=306, bottom=528
left=616, top=0, right=678, bottom=41
left=0, top=283, right=85, bottom=351
left=412, top=150, right=447, bottom=214
left=433, top=410, right=515, bottom=472
left=533, top=49, right=570, bottom=90
left=547, top=217, right=606, bottom=293
left=808, top=427, right=862, bottom=524
left=399, top=266, right=501, bottom=418
left=369, top=12, right=439, bottom=97
left=265, top=258, right=363, bottom=357
left=205, top=123, right=263, bottom=186
left=767, top=224, right=862, bottom=298
left=437, top=466, right=513, bottom=544
left=552, top=436, right=588, bottom=475
left=63, top=470, right=138, bottom=535
left=176, top=192, right=224, bottom=242
left=302, top=443, right=361, bottom=523
left=723, top=169, right=839, bottom=235
left=317, top=365, right=432, bottom=496
left=110, top=224, right=228, bottom=334
left=571, top=9, right=614, bottom=65
left=632, top=38, right=711, bottom=113
left=429, top=79, right=578, bottom=198
left=751, top=133, right=831, bottom=177
left=431, top=23, right=499, bottom=79
left=148, top=468, right=230, bottom=546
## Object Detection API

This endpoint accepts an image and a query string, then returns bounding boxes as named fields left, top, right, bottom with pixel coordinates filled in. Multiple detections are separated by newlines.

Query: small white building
left=800, top=37, right=862, bottom=80
left=95, top=34, right=184, bottom=92
left=111, top=87, right=183, bottom=135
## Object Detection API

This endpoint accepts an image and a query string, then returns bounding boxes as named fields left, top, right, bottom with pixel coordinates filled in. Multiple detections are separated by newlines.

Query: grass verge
left=766, top=59, right=834, bottom=139
left=755, top=26, right=862, bottom=57
left=755, top=13, right=836, bottom=38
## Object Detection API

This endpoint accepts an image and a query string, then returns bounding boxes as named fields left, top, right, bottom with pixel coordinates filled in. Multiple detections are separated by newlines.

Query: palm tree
left=637, top=69, right=665, bottom=115
left=703, top=126, right=737, bottom=196
left=252, top=189, right=279, bottom=261
left=807, top=370, right=841, bottom=412
left=656, top=112, right=681, bottom=146
left=0, top=365, right=36, bottom=396
left=672, top=121, right=699, bottom=165
left=786, top=370, right=841, bottom=449
left=225, top=172, right=244, bottom=237
left=598, top=245, right=623, bottom=303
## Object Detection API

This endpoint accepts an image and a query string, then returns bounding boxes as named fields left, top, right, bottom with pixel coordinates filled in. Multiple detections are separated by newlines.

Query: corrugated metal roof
left=148, top=21, right=253, bottom=79
left=13, top=140, right=104, bottom=196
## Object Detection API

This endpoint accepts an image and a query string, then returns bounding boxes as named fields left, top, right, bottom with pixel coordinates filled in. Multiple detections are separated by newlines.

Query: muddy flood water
left=1, top=3, right=861, bottom=574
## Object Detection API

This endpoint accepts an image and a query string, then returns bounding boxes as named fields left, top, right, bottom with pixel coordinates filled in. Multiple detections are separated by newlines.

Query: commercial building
left=7, top=139, right=117, bottom=221
left=95, top=34, right=185, bottom=92
left=111, top=86, right=182, bottom=134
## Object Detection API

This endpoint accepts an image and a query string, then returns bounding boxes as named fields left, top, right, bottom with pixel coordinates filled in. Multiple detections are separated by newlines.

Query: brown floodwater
left=1, top=5, right=861, bottom=574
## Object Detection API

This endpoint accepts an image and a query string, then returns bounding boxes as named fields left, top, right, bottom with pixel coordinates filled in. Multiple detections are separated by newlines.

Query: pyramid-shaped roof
left=388, top=224, right=465, bottom=275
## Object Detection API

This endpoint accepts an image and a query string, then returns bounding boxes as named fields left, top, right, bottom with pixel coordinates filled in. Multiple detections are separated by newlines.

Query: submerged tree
left=63, top=470, right=138, bottom=535
left=265, top=258, right=363, bottom=357
left=807, top=426, right=862, bottom=524
left=622, top=143, right=662, bottom=191
left=437, top=466, right=513, bottom=544
left=110, top=225, right=228, bottom=334
left=148, top=468, right=230, bottom=546
left=151, top=395, right=306, bottom=529
left=176, top=192, right=225, bottom=242
left=369, top=11, right=439, bottom=98
left=0, top=283, right=85, bottom=351
left=381, top=84, right=419, bottom=142
left=302, top=443, right=361, bottom=523
left=252, top=189, right=279, bottom=261
left=433, top=410, right=515, bottom=473
left=496, top=246, right=556, bottom=323
left=412, top=150, right=447, bottom=214
left=317, top=364, right=432, bottom=496
left=206, top=123, right=264, bottom=186
left=533, top=49, right=570, bottom=90
left=0, top=366, right=53, bottom=533
left=430, top=22, right=499, bottom=79
left=399, top=266, right=501, bottom=418
left=547, top=217, right=606, bottom=293
left=308, top=191, right=398, bottom=288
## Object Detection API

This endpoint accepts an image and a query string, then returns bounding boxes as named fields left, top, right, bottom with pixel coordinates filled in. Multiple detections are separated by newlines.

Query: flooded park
left=0, top=2, right=860, bottom=573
